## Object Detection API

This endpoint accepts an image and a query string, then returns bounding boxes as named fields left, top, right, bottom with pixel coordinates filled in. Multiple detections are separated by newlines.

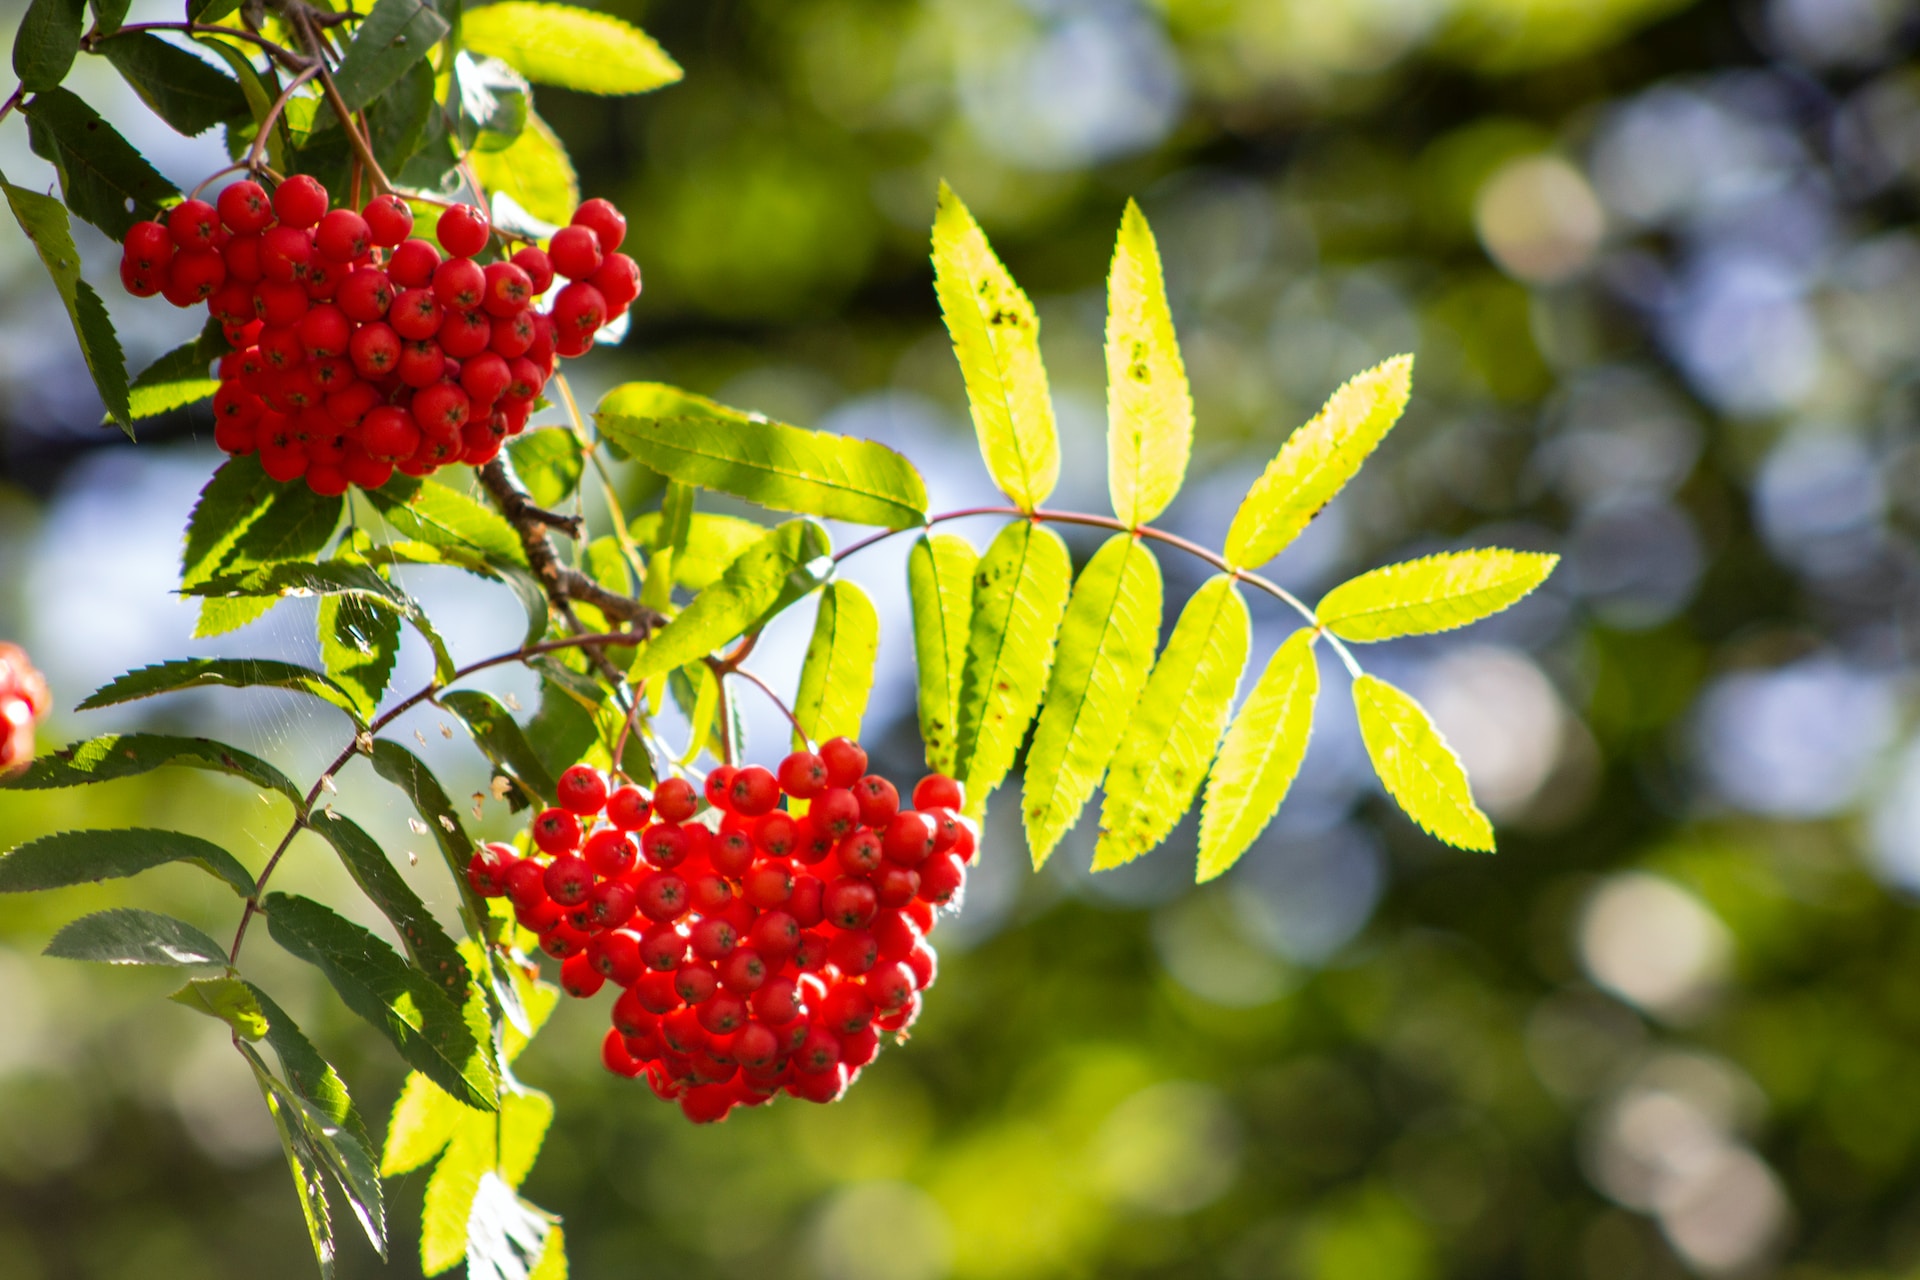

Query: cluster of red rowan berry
left=118, top=174, right=639, bottom=495
left=466, top=738, right=971, bottom=1124
left=0, top=644, right=48, bottom=773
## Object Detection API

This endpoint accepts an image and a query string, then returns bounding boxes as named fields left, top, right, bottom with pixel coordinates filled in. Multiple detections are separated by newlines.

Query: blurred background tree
left=4, top=0, right=1920, bottom=1277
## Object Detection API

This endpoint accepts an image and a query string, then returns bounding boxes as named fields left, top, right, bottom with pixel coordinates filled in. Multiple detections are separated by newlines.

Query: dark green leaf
left=367, top=475, right=527, bottom=567
left=191, top=561, right=456, bottom=681
left=12, top=0, right=85, bottom=93
left=126, top=319, right=226, bottom=419
left=333, top=0, right=451, bottom=112
left=171, top=975, right=269, bottom=1037
left=598, top=383, right=928, bottom=530
left=79, top=658, right=364, bottom=726
left=630, top=519, right=832, bottom=680
left=98, top=32, right=249, bottom=136
left=24, top=87, right=178, bottom=238
left=320, top=593, right=402, bottom=722
left=196, top=36, right=283, bottom=167
left=246, top=1051, right=337, bottom=1276
left=252, top=1058, right=387, bottom=1258
left=0, top=827, right=255, bottom=897
left=365, top=58, right=435, bottom=177
left=367, top=740, right=492, bottom=933
left=308, top=814, right=472, bottom=1004
left=440, top=690, right=556, bottom=809
left=526, top=672, right=599, bottom=783
left=506, top=430, right=583, bottom=510
left=266, top=893, right=497, bottom=1111
left=88, top=0, right=131, bottom=35
left=182, top=455, right=277, bottom=588
left=1, top=175, right=131, bottom=432
left=0, top=732, right=302, bottom=804
left=45, top=908, right=228, bottom=966
left=193, top=478, right=346, bottom=636
left=189, top=0, right=242, bottom=23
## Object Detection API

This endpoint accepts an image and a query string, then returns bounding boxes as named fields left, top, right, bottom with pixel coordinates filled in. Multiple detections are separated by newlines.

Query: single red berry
left=733, top=1022, right=779, bottom=1071
left=338, top=267, right=394, bottom=323
left=640, top=925, right=689, bottom=974
left=315, top=209, right=371, bottom=262
left=583, top=827, right=637, bottom=878
left=254, top=279, right=309, bottom=326
left=876, top=865, right=920, bottom=909
left=587, top=877, right=637, bottom=930
left=167, top=199, right=220, bottom=251
left=819, top=737, right=867, bottom=788
left=751, top=976, right=801, bottom=1025
left=273, top=174, right=329, bottom=228
left=777, top=751, right=828, bottom=798
left=710, top=828, right=754, bottom=878
left=298, top=304, right=350, bottom=357
left=591, top=253, right=641, bottom=309
left=548, top=224, right=603, bottom=280
left=223, top=234, right=263, bottom=282
left=748, top=910, right=800, bottom=961
left=607, top=785, right=651, bottom=830
left=793, top=1026, right=842, bottom=1073
left=458, top=352, right=511, bottom=406
left=855, top=775, right=900, bottom=828
left=873, top=910, right=920, bottom=965
left=163, top=251, right=227, bottom=306
left=881, top=811, right=936, bottom=866
left=119, top=259, right=162, bottom=297
left=704, top=765, right=738, bottom=811
left=304, top=256, right=347, bottom=300
left=503, top=356, right=545, bottom=403
left=481, top=261, right=534, bottom=316
left=561, top=951, right=605, bottom=998
left=654, top=777, right=699, bottom=822
left=719, top=948, right=767, bottom=995
left=792, top=815, right=835, bottom=866
left=913, top=774, right=964, bottom=812
left=836, top=830, right=884, bottom=877
left=917, top=850, right=965, bottom=906
left=557, top=763, right=609, bottom=814
left=326, top=379, right=381, bottom=428
left=696, top=991, right=748, bottom=1037
left=389, top=237, right=441, bottom=287
left=437, top=203, right=490, bottom=257
left=612, top=987, right=654, bottom=1037
left=551, top=281, right=607, bottom=356
left=465, top=842, right=517, bottom=896
left=640, top=822, right=690, bottom=868
left=259, top=225, right=312, bottom=283
left=532, top=806, right=582, bottom=854
left=389, top=288, right=443, bottom=340
left=208, top=280, right=255, bottom=325
left=218, top=180, right=273, bottom=233
left=511, top=245, right=554, bottom=293
left=255, top=325, right=304, bottom=370
left=728, top=766, right=779, bottom=817
left=636, top=870, right=690, bottom=922
left=123, top=220, right=173, bottom=269
left=827, top=929, right=879, bottom=975
left=412, top=380, right=471, bottom=436
left=544, top=854, right=594, bottom=905
left=674, top=962, right=718, bottom=1005
left=753, top=811, right=797, bottom=858
left=603, top=1026, right=644, bottom=1077
left=688, top=872, right=732, bottom=915
left=490, top=310, right=536, bottom=358
left=792, top=930, right=831, bottom=971
left=820, top=982, right=875, bottom=1035
left=396, top=339, right=447, bottom=390
left=348, top=323, right=401, bottom=378
left=539, top=920, right=588, bottom=959
left=432, top=256, right=486, bottom=310
left=587, top=929, right=644, bottom=985
left=689, top=916, right=737, bottom=961
left=743, top=860, right=794, bottom=909
left=811, top=788, right=860, bottom=841
left=789, top=875, right=825, bottom=928
left=504, top=858, right=549, bottom=910
left=824, top=876, right=878, bottom=930
left=572, top=197, right=628, bottom=252
left=635, top=968, right=682, bottom=1012
left=363, top=194, right=413, bottom=247
left=438, top=308, right=491, bottom=358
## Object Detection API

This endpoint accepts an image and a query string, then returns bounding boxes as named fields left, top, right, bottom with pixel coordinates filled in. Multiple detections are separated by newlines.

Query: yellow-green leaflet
left=1224, top=355, right=1413, bottom=568
left=468, top=112, right=578, bottom=227
left=1023, top=534, right=1164, bottom=868
left=1197, top=628, right=1318, bottom=882
left=932, top=183, right=1059, bottom=511
left=909, top=534, right=977, bottom=776
left=1106, top=201, right=1193, bottom=528
left=1317, top=549, right=1559, bottom=642
left=418, top=1086, right=555, bottom=1275
left=460, top=2, right=682, bottom=96
left=381, top=1072, right=462, bottom=1176
left=1094, top=575, right=1250, bottom=870
left=1352, top=673, right=1493, bottom=852
left=953, top=521, right=1072, bottom=816
left=794, top=580, right=880, bottom=749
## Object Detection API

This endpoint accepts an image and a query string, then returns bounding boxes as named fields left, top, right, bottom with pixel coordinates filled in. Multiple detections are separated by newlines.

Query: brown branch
left=476, top=459, right=665, bottom=633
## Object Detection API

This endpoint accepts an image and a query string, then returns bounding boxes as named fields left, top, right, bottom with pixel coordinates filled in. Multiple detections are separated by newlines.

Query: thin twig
left=246, top=62, right=321, bottom=177
left=0, top=85, right=25, bottom=129
left=98, top=22, right=309, bottom=68
left=728, top=662, right=808, bottom=747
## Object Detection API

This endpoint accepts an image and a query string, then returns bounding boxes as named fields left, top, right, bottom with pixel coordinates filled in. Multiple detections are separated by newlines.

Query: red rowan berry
left=949, top=818, right=978, bottom=864
left=748, top=909, right=800, bottom=961
left=561, top=951, right=605, bottom=997
left=218, top=180, right=273, bottom=233
left=641, top=822, right=690, bottom=868
left=556, top=763, right=608, bottom=814
left=396, top=339, right=447, bottom=389
left=836, top=829, right=884, bottom=877
left=361, top=406, right=419, bottom=461
left=124, top=220, right=173, bottom=269
left=168, top=199, right=220, bottom=251
left=551, top=281, right=606, bottom=352
left=164, top=251, right=227, bottom=306
left=512, top=246, right=554, bottom=293
left=636, top=870, right=690, bottom=922
left=876, top=866, right=920, bottom=909
left=591, top=253, right=641, bottom=309
left=913, top=774, right=963, bottom=812
left=315, top=209, right=370, bottom=262
left=503, top=356, right=544, bottom=402
left=719, top=948, right=766, bottom=995
left=743, top=860, right=793, bottom=909
left=587, top=877, right=637, bottom=930
left=754, top=811, right=797, bottom=857
left=433, top=256, right=486, bottom=310
left=674, top=962, right=718, bottom=1005
left=729, top=765, right=779, bottom=817
left=588, top=928, right=644, bottom=985
left=777, top=750, right=828, bottom=798
left=389, top=237, right=440, bottom=287
left=583, top=828, right=637, bottom=878
left=811, top=788, right=860, bottom=841
left=304, top=256, right=348, bottom=300
left=607, top=785, right=651, bottom=830
left=539, top=921, right=588, bottom=959
left=298, top=304, right=350, bottom=357
left=273, top=175, right=328, bottom=228
left=733, top=1022, right=779, bottom=1071
left=213, top=417, right=256, bottom=456
left=363, top=194, right=413, bottom=246
left=635, top=969, right=682, bottom=1014
left=572, top=197, right=628, bottom=252
left=503, top=857, right=549, bottom=908
left=917, top=851, right=964, bottom=906
left=119, top=259, right=162, bottom=297
left=690, top=916, right=737, bottom=961
left=827, top=929, right=878, bottom=975
left=697, top=993, right=747, bottom=1036
left=653, top=777, right=699, bottom=822
left=532, top=806, right=582, bottom=853
left=639, top=925, right=689, bottom=974
left=254, top=279, right=308, bottom=326
left=688, top=872, right=732, bottom=914
left=348, top=323, right=400, bottom=378
left=466, top=841, right=517, bottom=896
left=480, top=261, right=534, bottom=317
left=438, top=308, right=491, bottom=358
left=612, top=986, right=654, bottom=1037
left=256, top=326, right=305, bottom=370
left=679, top=1084, right=734, bottom=1124
left=751, top=975, right=801, bottom=1025
left=704, top=765, right=737, bottom=811
left=873, top=910, right=919, bottom=965
left=490, top=310, right=536, bottom=358
left=549, top=225, right=603, bottom=280
left=882, top=811, right=936, bottom=866
left=544, top=854, right=594, bottom=906
left=389, top=288, right=442, bottom=340
left=437, top=204, right=490, bottom=257
left=260, top=225, right=312, bottom=282
left=789, top=875, right=825, bottom=928
left=794, top=1025, right=842, bottom=1074
left=603, top=1026, right=644, bottom=1077
left=819, top=737, right=867, bottom=787
left=793, top=930, right=831, bottom=971
left=338, top=267, right=393, bottom=322
left=321, top=373, right=374, bottom=418
left=855, top=775, right=899, bottom=828
left=824, top=876, right=878, bottom=930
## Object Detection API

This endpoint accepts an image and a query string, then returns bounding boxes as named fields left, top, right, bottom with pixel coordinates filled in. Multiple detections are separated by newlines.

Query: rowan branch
left=476, top=459, right=666, bottom=633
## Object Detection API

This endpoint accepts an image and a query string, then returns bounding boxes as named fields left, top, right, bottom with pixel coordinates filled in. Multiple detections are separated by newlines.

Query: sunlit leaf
left=125, top=320, right=225, bottom=419
left=505, top=428, right=584, bottom=510
left=1094, top=575, right=1250, bottom=870
left=0, top=827, right=254, bottom=897
left=1352, top=673, right=1494, bottom=852
left=1316, top=549, right=1559, bottom=642
left=907, top=534, right=976, bottom=778
left=333, top=0, right=451, bottom=111
left=953, top=521, right=1072, bottom=816
left=461, top=2, right=682, bottom=95
left=79, top=657, right=364, bottom=726
left=1105, top=200, right=1193, bottom=528
left=1023, top=534, right=1163, bottom=867
left=470, top=111, right=579, bottom=228
left=367, top=475, right=526, bottom=568
left=440, top=689, right=557, bottom=809
left=1224, top=355, right=1413, bottom=569
left=45, top=908, right=228, bottom=966
left=320, top=591, right=402, bottom=722
left=382, top=1071, right=462, bottom=1176
left=630, top=508, right=765, bottom=592
left=931, top=183, right=1058, bottom=511
left=172, top=975, right=268, bottom=1037
left=0, top=731, right=301, bottom=804
left=1196, top=628, right=1318, bottom=882
left=793, top=580, right=879, bottom=749
left=250, top=1054, right=336, bottom=1276
left=1, top=174, right=130, bottom=432
left=629, top=519, right=832, bottom=680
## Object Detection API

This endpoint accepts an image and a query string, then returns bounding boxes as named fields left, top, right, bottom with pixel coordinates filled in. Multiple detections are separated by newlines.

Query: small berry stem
left=244, top=62, right=322, bottom=178
left=726, top=660, right=810, bottom=750
left=0, top=85, right=24, bottom=129
left=92, top=23, right=309, bottom=69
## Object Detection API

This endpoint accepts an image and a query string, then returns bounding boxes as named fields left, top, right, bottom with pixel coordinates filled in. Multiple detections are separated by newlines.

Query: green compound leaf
left=440, top=689, right=557, bottom=810
left=98, top=31, right=249, bottom=136
left=307, top=814, right=471, bottom=1005
left=12, top=0, right=85, bottom=94
left=461, top=2, right=682, bottom=95
left=79, top=657, right=365, bottom=727
left=89, top=0, right=130, bottom=35
left=638, top=482, right=694, bottom=613
left=127, top=320, right=226, bottom=419
left=367, top=474, right=527, bottom=568
left=265, top=892, right=498, bottom=1112
left=45, top=908, right=228, bottom=966
left=1, top=174, right=131, bottom=433
left=367, top=740, right=490, bottom=935
left=1094, top=575, right=1250, bottom=871
left=953, top=521, right=1072, bottom=817
left=1224, top=355, right=1413, bottom=570
left=247, top=981, right=373, bottom=1156
left=383, top=1071, right=463, bottom=1176
left=249, top=1053, right=336, bottom=1277
left=466, top=1168, right=558, bottom=1280
left=793, top=580, right=879, bottom=749
left=0, top=732, right=301, bottom=804
left=332, top=0, right=451, bottom=112
left=190, top=474, right=346, bottom=637
left=171, top=975, right=269, bottom=1038
left=630, top=509, right=765, bottom=593
left=1022, top=534, right=1163, bottom=868
left=629, top=519, right=832, bottom=681
left=0, top=827, right=254, bottom=897
left=1197, top=628, right=1318, bottom=882
left=1105, top=200, right=1193, bottom=529
left=598, top=383, right=928, bottom=530
left=505, top=429, right=584, bottom=510
left=416, top=1085, right=557, bottom=1275
left=1352, top=673, right=1494, bottom=853
left=469, top=111, right=578, bottom=228
left=907, top=534, right=976, bottom=778
left=253, top=1060, right=387, bottom=1257
left=23, top=87, right=178, bottom=238
left=320, top=592, right=402, bottom=722
left=931, top=183, right=1058, bottom=512
left=1316, top=549, right=1560, bottom=642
